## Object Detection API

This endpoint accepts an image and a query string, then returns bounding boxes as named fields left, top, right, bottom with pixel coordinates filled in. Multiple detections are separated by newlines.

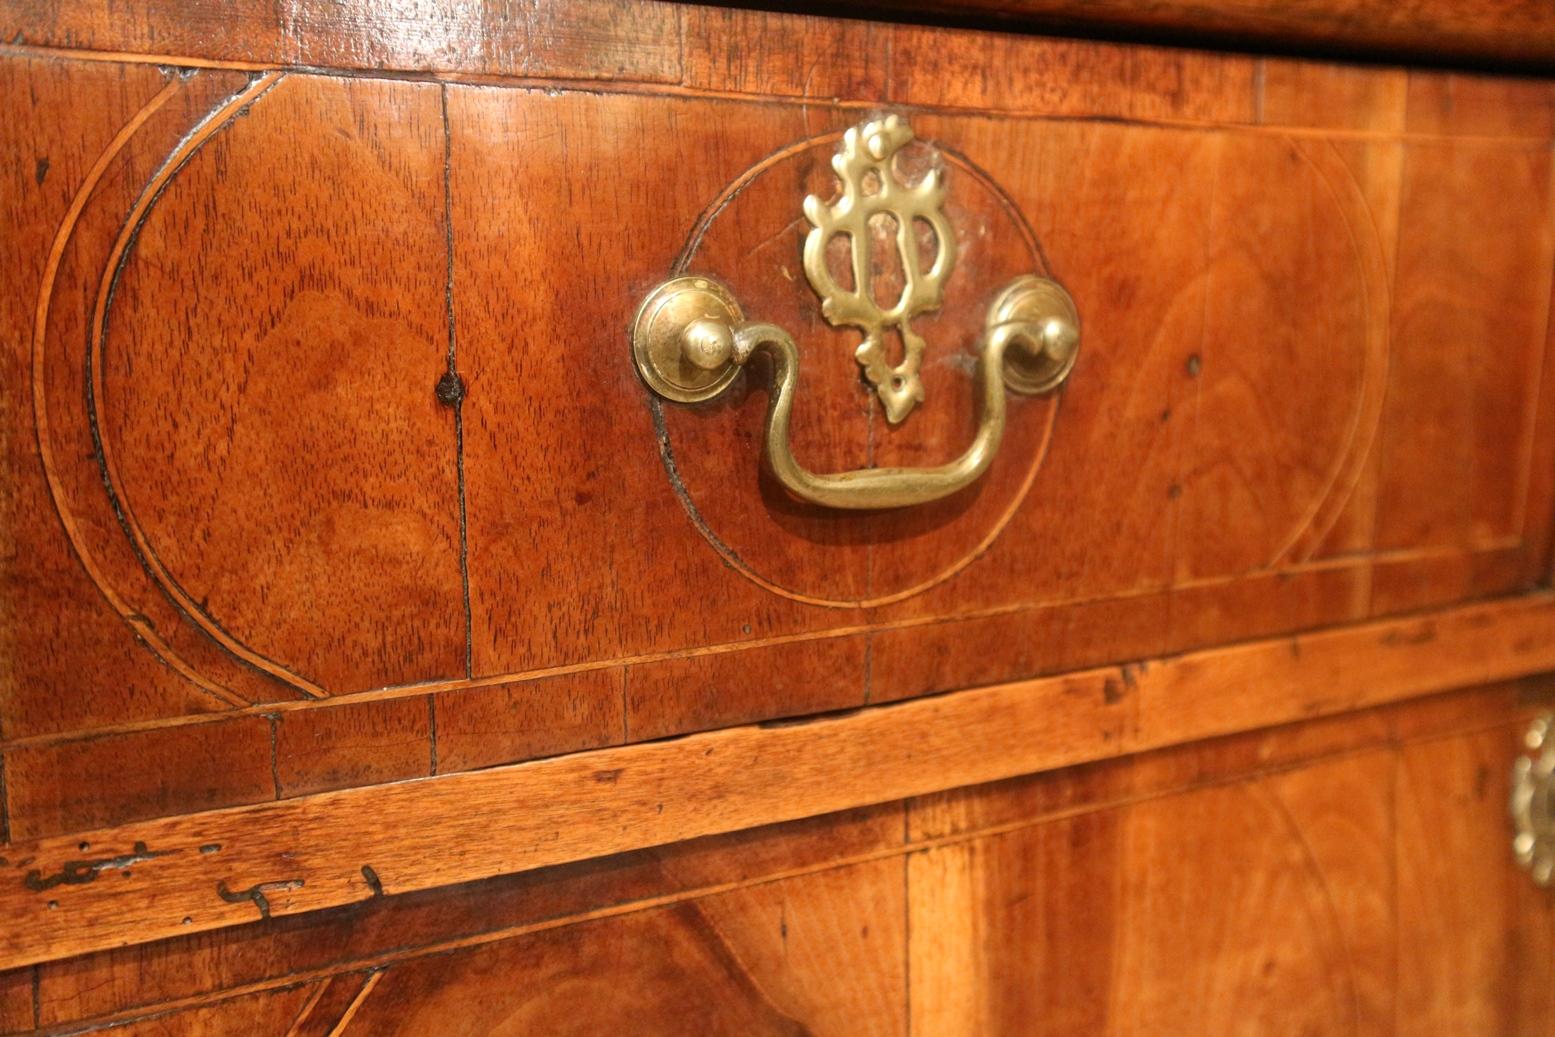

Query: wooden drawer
left=5, top=0, right=1555, bottom=1031
left=8, top=25, right=1555, bottom=791
left=11, top=683, right=1555, bottom=1034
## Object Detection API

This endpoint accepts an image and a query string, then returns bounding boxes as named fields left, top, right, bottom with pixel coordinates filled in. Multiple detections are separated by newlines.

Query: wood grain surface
left=1, top=680, right=1543, bottom=1035
left=6, top=0, right=1555, bottom=72
left=908, top=751, right=1395, bottom=1034
left=3, top=28, right=1554, bottom=844
left=2, top=593, right=1554, bottom=971
left=0, top=0, right=681, bottom=80
left=3, top=1, right=1555, bottom=1017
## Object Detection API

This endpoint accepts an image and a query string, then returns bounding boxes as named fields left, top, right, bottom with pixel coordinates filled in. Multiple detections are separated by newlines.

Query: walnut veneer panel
left=4, top=3, right=1555, bottom=844
left=4, top=682, right=1546, bottom=1035
left=0, top=0, right=682, bottom=81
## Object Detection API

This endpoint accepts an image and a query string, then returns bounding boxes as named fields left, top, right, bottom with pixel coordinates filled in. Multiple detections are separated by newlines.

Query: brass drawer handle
left=1513, top=713, right=1555, bottom=886
left=634, top=274, right=1076, bottom=510
left=631, top=116, right=1079, bottom=511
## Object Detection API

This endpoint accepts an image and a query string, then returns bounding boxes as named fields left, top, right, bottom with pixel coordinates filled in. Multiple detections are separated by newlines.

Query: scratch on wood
left=24, top=841, right=168, bottom=891
left=216, top=877, right=304, bottom=919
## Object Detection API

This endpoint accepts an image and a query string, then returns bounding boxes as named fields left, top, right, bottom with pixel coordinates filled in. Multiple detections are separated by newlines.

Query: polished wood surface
left=8, top=0, right=1555, bottom=72
left=4, top=0, right=1555, bottom=1029
left=3, top=592, right=1553, bottom=970
left=4, top=13, right=1555, bottom=847
left=1, top=682, right=1546, bottom=1035
left=0, top=0, right=681, bottom=80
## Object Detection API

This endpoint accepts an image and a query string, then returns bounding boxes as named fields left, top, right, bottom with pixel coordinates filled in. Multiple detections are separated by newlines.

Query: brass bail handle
left=631, top=115, right=1080, bottom=511
left=1513, top=713, right=1555, bottom=887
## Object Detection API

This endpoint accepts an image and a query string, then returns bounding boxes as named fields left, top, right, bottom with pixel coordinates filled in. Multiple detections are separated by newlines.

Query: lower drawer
left=10, top=680, right=1550, bottom=1035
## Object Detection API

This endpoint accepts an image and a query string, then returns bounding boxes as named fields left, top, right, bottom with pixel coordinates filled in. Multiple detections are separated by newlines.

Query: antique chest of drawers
left=4, top=0, right=1555, bottom=1033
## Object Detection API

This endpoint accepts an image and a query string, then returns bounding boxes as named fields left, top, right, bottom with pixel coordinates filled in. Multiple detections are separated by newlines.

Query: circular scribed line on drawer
left=1155, top=133, right=1390, bottom=581
left=101, top=74, right=470, bottom=698
left=650, top=127, right=1062, bottom=609
left=35, top=71, right=473, bottom=703
left=85, top=75, right=329, bottom=699
left=31, top=70, right=315, bottom=707
left=1261, top=137, right=1391, bottom=567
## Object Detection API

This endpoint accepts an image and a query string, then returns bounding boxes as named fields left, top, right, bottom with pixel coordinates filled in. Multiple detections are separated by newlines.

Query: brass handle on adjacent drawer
left=1513, top=713, right=1555, bottom=886
left=631, top=115, right=1079, bottom=511
left=632, top=274, right=1078, bottom=510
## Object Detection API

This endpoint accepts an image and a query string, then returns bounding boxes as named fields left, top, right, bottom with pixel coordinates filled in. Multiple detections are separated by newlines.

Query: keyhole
left=866, top=211, right=907, bottom=313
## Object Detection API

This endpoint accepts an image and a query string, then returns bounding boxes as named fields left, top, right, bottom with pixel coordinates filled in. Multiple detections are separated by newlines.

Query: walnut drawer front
left=4, top=0, right=1555, bottom=1019
left=11, top=61, right=1554, bottom=751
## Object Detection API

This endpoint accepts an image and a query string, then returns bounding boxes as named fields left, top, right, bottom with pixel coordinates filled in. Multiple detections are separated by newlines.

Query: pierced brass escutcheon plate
left=632, top=115, right=1080, bottom=512
left=801, top=114, right=955, bottom=423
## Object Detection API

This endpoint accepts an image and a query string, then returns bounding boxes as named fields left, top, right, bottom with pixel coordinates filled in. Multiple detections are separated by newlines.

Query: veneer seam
left=0, top=545, right=1528, bottom=754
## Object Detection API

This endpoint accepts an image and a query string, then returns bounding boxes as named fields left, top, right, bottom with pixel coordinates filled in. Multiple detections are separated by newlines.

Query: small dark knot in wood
left=435, top=370, right=466, bottom=407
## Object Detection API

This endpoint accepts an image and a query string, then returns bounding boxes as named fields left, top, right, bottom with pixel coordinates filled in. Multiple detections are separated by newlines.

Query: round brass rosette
left=1512, top=713, right=1555, bottom=887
